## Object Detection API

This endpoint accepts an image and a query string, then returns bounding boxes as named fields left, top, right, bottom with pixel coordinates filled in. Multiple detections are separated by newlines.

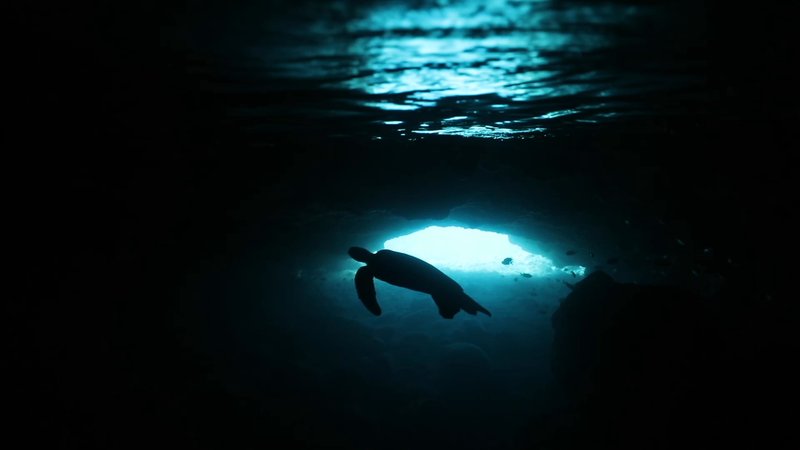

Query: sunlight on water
left=339, top=36, right=565, bottom=101
left=412, top=125, right=545, bottom=139
left=334, top=0, right=614, bottom=127
left=250, top=0, right=703, bottom=139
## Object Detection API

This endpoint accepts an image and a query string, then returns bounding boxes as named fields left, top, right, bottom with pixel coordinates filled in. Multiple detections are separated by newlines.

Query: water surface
left=180, top=0, right=709, bottom=140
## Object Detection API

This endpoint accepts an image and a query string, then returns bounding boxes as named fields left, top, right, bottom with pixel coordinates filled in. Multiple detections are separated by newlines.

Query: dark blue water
left=14, top=1, right=795, bottom=449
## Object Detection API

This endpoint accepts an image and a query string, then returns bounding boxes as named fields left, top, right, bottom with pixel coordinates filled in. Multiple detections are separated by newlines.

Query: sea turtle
left=348, top=247, right=492, bottom=319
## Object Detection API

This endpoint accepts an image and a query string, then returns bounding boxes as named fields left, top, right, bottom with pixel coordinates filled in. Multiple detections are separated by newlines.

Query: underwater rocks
left=548, top=269, right=793, bottom=448
left=550, top=270, right=721, bottom=448
left=552, top=270, right=712, bottom=394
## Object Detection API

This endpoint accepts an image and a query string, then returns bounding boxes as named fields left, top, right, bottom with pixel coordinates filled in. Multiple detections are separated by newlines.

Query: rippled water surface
left=181, top=0, right=709, bottom=139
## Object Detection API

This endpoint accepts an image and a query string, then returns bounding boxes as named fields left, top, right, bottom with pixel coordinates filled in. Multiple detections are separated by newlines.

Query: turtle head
left=348, top=247, right=374, bottom=263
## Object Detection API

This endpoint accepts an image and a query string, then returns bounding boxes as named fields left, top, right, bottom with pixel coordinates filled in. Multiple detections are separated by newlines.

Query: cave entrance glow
left=383, top=226, right=557, bottom=275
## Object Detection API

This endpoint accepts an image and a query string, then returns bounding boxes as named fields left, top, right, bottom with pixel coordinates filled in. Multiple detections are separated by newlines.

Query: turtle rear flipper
left=433, top=292, right=491, bottom=318
left=355, top=266, right=381, bottom=316
left=431, top=294, right=461, bottom=319
left=459, top=292, right=492, bottom=317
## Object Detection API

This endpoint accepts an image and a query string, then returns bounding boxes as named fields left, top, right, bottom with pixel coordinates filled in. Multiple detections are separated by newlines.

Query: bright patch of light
left=384, top=226, right=556, bottom=275
left=537, top=109, right=578, bottom=119
left=363, top=102, right=420, bottom=111
left=412, top=125, right=545, bottom=139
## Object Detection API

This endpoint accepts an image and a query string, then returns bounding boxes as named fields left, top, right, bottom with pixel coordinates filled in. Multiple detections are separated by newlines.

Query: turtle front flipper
left=355, top=266, right=381, bottom=316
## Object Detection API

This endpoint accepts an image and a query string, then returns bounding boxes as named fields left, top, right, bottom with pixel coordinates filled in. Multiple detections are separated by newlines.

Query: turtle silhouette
left=348, top=247, right=491, bottom=319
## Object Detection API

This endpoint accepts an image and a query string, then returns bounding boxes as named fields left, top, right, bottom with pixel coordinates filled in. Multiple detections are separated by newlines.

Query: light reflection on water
left=240, top=0, right=706, bottom=139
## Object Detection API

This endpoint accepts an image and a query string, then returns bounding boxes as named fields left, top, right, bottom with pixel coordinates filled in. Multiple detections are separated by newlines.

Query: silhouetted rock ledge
left=548, top=270, right=794, bottom=449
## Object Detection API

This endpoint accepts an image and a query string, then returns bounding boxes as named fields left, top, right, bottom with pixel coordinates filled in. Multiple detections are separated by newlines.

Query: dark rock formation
left=549, top=270, right=794, bottom=449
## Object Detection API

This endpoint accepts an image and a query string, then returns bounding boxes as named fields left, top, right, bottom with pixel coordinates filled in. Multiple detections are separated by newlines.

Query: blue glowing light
left=384, top=226, right=557, bottom=275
